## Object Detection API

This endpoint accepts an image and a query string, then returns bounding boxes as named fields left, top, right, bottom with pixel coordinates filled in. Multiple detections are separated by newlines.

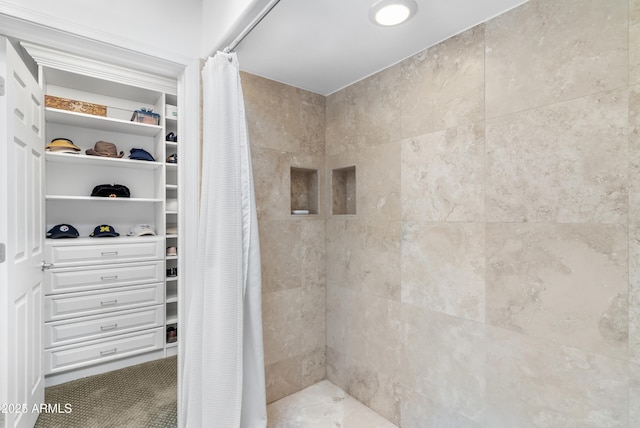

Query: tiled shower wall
left=325, top=0, right=640, bottom=426
left=242, top=73, right=328, bottom=404
left=243, top=0, right=640, bottom=425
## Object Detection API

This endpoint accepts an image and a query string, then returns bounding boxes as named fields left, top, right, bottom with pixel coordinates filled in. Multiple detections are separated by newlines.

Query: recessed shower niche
left=332, top=166, right=356, bottom=215
left=290, top=167, right=319, bottom=215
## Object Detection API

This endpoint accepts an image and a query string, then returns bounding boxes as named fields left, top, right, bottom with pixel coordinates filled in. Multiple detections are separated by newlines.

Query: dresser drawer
left=45, top=237, right=164, bottom=268
left=45, top=283, right=164, bottom=321
left=44, top=261, right=164, bottom=295
left=45, top=305, right=165, bottom=349
left=45, top=328, right=164, bottom=374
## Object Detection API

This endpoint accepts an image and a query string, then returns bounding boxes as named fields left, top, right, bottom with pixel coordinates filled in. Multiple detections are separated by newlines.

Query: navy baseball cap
left=46, top=224, right=80, bottom=239
left=90, top=224, right=120, bottom=237
left=129, top=148, right=155, bottom=162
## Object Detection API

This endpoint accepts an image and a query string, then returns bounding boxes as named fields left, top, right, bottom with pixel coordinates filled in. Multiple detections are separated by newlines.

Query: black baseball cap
left=47, top=224, right=80, bottom=239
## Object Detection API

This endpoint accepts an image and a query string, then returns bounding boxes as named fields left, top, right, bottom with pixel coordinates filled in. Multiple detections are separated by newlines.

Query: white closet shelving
left=164, top=98, right=179, bottom=355
left=22, top=42, right=181, bottom=385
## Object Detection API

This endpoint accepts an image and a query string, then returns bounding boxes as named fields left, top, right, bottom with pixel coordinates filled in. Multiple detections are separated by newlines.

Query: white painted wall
left=0, top=0, right=276, bottom=63
left=200, top=0, right=271, bottom=57
left=0, top=0, right=203, bottom=63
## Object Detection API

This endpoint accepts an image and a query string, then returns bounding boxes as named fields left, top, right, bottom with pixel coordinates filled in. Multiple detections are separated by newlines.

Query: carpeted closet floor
left=35, top=356, right=177, bottom=428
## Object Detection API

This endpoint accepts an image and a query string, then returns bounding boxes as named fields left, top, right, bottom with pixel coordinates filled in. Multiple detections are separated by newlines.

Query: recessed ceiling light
left=369, top=0, right=418, bottom=27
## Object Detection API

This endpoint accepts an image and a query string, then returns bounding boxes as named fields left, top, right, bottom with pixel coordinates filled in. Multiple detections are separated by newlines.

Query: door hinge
left=0, top=243, right=5, bottom=264
left=0, top=75, right=4, bottom=96
left=41, top=261, right=54, bottom=271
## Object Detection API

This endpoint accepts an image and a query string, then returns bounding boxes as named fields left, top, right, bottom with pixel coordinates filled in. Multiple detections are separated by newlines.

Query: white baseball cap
left=128, top=224, right=156, bottom=236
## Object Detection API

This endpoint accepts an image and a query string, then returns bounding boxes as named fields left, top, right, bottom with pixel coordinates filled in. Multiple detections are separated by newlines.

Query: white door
left=0, top=37, right=45, bottom=428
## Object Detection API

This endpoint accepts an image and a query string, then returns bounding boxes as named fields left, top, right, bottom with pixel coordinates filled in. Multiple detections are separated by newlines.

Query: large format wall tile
left=486, top=223, right=628, bottom=360
left=326, top=220, right=351, bottom=290
left=402, top=305, right=486, bottom=424
left=242, top=72, right=325, bottom=155
left=300, top=219, right=326, bottom=289
left=630, top=86, right=640, bottom=223
left=486, top=327, right=629, bottom=427
left=326, top=142, right=401, bottom=220
left=326, top=347, right=402, bottom=426
left=630, top=0, right=640, bottom=86
left=326, top=285, right=402, bottom=377
left=401, top=221, right=485, bottom=322
left=631, top=362, right=640, bottom=427
left=630, top=224, right=640, bottom=365
left=485, top=0, right=628, bottom=118
left=245, top=71, right=327, bottom=404
left=265, top=355, right=303, bottom=404
left=326, top=285, right=365, bottom=357
left=326, top=219, right=401, bottom=300
left=401, top=389, right=483, bottom=428
left=326, top=286, right=403, bottom=425
left=262, top=288, right=303, bottom=366
left=253, top=149, right=324, bottom=219
left=325, top=89, right=349, bottom=157
left=356, top=142, right=401, bottom=220
left=401, top=122, right=484, bottom=222
left=255, top=0, right=636, bottom=420
left=300, top=285, right=326, bottom=355
left=485, top=89, right=628, bottom=223
left=259, top=218, right=325, bottom=294
left=324, top=65, right=401, bottom=156
left=301, top=347, right=326, bottom=390
left=259, top=220, right=303, bottom=293
left=359, top=294, right=403, bottom=376
left=252, top=148, right=291, bottom=220
left=399, top=26, right=484, bottom=139
left=344, top=68, right=401, bottom=152
left=265, top=347, right=326, bottom=404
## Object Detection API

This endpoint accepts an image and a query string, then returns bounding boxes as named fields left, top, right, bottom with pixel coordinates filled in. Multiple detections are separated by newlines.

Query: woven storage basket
left=45, top=95, right=107, bottom=116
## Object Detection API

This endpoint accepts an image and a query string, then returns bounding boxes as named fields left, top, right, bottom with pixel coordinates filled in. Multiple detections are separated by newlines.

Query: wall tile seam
left=484, top=83, right=633, bottom=123
left=326, top=282, right=402, bottom=303
left=328, top=319, right=633, bottom=377
left=326, top=331, right=633, bottom=394
left=398, top=267, right=631, bottom=358
left=353, top=219, right=633, bottom=227
left=484, top=322, right=633, bottom=365
left=263, top=284, right=325, bottom=294
left=261, top=286, right=317, bottom=295
left=253, top=145, right=325, bottom=158
left=481, top=220, right=632, bottom=226
left=264, top=347, right=325, bottom=365
left=395, top=299, right=488, bottom=326
left=627, top=0, right=632, bottom=89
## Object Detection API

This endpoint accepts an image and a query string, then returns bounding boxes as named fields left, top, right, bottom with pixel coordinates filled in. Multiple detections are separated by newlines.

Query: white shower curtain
left=182, top=52, right=267, bottom=428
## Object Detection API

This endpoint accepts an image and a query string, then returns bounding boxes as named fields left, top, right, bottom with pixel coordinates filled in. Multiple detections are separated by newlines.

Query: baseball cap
left=128, top=224, right=156, bottom=236
left=90, top=224, right=120, bottom=237
left=129, top=148, right=155, bottom=162
left=46, top=224, right=80, bottom=239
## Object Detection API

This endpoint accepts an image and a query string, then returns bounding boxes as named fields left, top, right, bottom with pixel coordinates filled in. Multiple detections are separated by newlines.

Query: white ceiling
left=235, top=0, right=528, bottom=95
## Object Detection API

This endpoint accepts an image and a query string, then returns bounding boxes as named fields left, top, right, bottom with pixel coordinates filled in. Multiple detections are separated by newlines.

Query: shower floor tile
left=267, top=380, right=398, bottom=428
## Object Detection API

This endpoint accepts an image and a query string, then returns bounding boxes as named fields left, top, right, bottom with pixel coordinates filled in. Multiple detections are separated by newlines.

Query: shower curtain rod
left=224, top=0, right=282, bottom=53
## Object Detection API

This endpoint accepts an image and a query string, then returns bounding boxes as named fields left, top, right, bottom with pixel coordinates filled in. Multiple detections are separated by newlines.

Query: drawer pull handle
left=100, top=323, right=118, bottom=331
left=101, top=251, right=119, bottom=257
left=101, top=275, right=118, bottom=281
left=100, top=348, right=117, bottom=356
left=100, top=300, right=118, bottom=306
